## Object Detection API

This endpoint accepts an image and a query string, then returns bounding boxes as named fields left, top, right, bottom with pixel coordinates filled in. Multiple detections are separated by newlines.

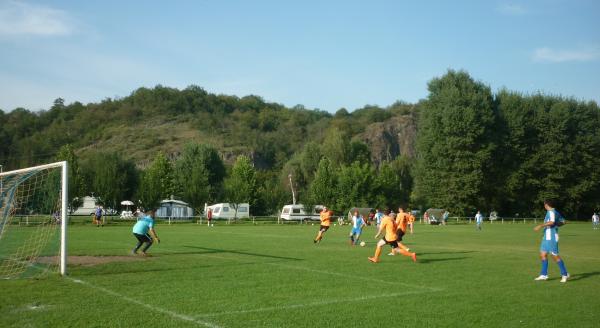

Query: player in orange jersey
left=388, top=207, right=412, bottom=255
left=314, top=206, right=332, bottom=244
left=368, top=209, right=416, bottom=263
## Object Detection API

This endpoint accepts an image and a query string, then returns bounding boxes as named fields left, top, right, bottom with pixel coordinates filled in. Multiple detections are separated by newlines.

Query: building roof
left=160, top=199, right=190, bottom=206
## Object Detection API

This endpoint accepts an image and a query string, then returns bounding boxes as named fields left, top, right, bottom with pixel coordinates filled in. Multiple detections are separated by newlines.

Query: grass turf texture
left=1, top=222, right=599, bottom=327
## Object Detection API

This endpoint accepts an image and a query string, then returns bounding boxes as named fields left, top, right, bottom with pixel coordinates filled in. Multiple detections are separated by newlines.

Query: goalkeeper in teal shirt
left=132, top=208, right=160, bottom=256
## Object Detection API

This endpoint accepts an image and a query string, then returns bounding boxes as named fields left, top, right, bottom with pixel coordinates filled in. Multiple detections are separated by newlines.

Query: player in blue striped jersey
left=348, top=210, right=365, bottom=245
left=533, top=200, right=569, bottom=283
left=373, top=209, right=384, bottom=229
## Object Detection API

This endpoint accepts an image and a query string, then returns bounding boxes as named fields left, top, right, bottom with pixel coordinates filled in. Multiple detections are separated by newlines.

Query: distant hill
left=0, top=85, right=418, bottom=171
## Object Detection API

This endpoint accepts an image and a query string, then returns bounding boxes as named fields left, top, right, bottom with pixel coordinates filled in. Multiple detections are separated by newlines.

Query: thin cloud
left=0, top=0, right=73, bottom=37
left=497, top=3, right=527, bottom=16
left=532, top=47, right=600, bottom=63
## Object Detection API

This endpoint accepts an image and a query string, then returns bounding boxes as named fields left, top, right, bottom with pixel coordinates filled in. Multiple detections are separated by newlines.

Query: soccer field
left=1, top=222, right=599, bottom=327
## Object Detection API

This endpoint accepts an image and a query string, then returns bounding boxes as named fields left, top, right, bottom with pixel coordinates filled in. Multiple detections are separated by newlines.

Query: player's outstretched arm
left=374, top=226, right=383, bottom=239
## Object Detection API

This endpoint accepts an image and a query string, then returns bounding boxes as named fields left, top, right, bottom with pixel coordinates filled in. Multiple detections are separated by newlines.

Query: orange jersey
left=380, top=215, right=397, bottom=241
left=320, top=210, right=331, bottom=227
left=408, top=214, right=415, bottom=223
left=396, top=212, right=409, bottom=232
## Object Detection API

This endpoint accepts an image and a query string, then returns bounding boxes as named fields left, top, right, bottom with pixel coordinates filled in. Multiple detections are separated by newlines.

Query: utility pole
left=288, top=173, right=296, bottom=205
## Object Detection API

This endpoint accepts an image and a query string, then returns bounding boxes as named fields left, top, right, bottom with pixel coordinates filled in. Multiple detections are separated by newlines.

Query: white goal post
left=0, top=161, right=68, bottom=276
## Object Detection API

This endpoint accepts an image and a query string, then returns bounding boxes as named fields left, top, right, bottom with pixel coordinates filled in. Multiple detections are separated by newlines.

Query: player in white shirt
left=592, top=213, right=599, bottom=230
left=475, top=211, right=483, bottom=230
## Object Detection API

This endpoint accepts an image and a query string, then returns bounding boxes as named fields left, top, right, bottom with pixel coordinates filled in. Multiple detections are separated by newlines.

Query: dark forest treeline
left=1, top=71, right=599, bottom=218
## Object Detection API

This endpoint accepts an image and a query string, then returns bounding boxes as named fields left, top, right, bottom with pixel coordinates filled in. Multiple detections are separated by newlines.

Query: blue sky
left=0, top=0, right=599, bottom=112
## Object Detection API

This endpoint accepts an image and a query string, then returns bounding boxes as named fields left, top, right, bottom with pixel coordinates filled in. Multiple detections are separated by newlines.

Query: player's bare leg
left=368, top=240, right=385, bottom=263
left=396, top=248, right=417, bottom=262
left=314, top=231, right=323, bottom=243
left=398, top=242, right=410, bottom=251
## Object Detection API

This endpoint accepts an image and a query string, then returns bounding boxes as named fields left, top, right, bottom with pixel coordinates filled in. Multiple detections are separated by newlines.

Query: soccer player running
left=349, top=210, right=366, bottom=245
left=368, top=209, right=416, bottom=263
left=533, top=200, right=569, bottom=283
left=389, top=207, right=412, bottom=255
left=132, top=208, right=160, bottom=256
left=314, top=206, right=332, bottom=244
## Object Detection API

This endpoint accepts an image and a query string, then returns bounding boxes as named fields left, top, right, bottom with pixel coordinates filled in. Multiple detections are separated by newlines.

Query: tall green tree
left=376, top=157, right=413, bottom=209
left=82, top=152, right=138, bottom=210
left=138, top=152, right=174, bottom=209
left=414, top=70, right=496, bottom=215
left=321, top=128, right=351, bottom=167
left=173, top=143, right=225, bottom=213
left=55, top=144, right=85, bottom=210
left=336, top=161, right=376, bottom=211
left=496, top=92, right=600, bottom=217
left=225, top=155, right=257, bottom=217
left=254, top=170, right=289, bottom=215
left=308, top=158, right=338, bottom=211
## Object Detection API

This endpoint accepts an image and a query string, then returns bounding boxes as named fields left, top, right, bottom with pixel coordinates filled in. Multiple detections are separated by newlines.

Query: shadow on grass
left=183, top=245, right=304, bottom=261
left=566, top=271, right=600, bottom=281
left=417, top=256, right=470, bottom=264
left=155, top=248, right=225, bottom=256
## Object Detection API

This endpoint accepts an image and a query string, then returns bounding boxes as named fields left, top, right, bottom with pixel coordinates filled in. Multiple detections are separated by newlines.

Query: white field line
left=66, top=277, right=221, bottom=328
left=195, top=289, right=440, bottom=318
left=201, top=253, right=442, bottom=292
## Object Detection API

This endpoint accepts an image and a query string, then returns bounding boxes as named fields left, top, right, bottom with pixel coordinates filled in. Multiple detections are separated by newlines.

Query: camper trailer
left=206, top=203, right=250, bottom=220
left=72, top=196, right=99, bottom=216
left=279, top=204, right=324, bottom=221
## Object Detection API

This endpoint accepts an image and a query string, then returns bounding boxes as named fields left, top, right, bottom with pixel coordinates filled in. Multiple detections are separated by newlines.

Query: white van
left=206, top=203, right=250, bottom=219
left=279, top=204, right=324, bottom=221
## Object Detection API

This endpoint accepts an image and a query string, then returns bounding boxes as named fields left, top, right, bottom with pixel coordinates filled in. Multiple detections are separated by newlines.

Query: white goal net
left=0, top=161, right=68, bottom=278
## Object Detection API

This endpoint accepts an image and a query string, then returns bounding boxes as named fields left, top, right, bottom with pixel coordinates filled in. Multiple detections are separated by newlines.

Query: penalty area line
left=195, top=289, right=441, bottom=318
left=66, top=277, right=221, bottom=328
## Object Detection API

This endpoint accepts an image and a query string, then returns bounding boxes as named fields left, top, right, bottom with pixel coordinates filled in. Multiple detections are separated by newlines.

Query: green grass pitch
left=1, top=222, right=599, bottom=327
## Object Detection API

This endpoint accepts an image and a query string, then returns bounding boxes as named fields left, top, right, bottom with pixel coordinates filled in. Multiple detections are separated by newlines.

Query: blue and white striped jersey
left=351, top=215, right=365, bottom=229
left=374, top=212, right=384, bottom=225
left=543, top=209, right=560, bottom=242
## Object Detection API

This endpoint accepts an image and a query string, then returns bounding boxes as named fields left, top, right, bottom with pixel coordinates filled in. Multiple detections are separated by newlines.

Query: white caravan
left=206, top=203, right=250, bottom=219
left=279, top=204, right=324, bottom=221
left=72, top=196, right=99, bottom=215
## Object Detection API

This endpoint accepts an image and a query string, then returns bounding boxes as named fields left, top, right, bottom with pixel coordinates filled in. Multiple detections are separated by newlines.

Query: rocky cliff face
left=356, top=114, right=417, bottom=166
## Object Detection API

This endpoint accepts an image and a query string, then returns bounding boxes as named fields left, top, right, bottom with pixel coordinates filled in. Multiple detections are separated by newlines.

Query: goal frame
left=0, top=161, right=68, bottom=276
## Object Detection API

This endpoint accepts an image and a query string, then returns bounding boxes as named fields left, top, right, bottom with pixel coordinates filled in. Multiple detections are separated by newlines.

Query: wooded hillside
left=1, top=70, right=598, bottom=218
